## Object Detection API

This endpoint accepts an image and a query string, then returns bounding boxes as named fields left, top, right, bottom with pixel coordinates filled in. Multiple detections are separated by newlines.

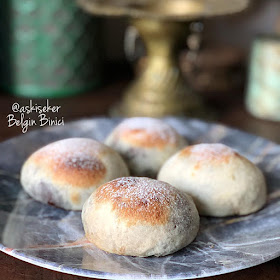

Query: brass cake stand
left=78, top=0, right=250, bottom=117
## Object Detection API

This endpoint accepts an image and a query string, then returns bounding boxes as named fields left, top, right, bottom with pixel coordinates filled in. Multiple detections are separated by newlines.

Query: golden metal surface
left=78, top=0, right=250, bottom=117
left=78, top=0, right=250, bottom=20
left=120, top=18, right=201, bottom=116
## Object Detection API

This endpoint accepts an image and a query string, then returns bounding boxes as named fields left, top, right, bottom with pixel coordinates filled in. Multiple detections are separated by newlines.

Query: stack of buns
left=20, top=117, right=267, bottom=257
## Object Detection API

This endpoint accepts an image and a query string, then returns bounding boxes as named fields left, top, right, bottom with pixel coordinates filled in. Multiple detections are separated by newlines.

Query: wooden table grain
left=0, top=82, right=279, bottom=280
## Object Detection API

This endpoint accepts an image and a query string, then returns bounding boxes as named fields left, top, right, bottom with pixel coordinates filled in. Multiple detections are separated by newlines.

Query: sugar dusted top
left=29, top=138, right=107, bottom=187
left=180, top=143, right=237, bottom=164
left=113, top=117, right=181, bottom=148
left=38, top=138, right=105, bottom=157
left=95, top=177, right=185, bottom=226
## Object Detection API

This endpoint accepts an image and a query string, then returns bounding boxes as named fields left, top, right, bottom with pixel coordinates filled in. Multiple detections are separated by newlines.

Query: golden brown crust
left=179, top=146, right=192, bottom=157
left=179, top=144, right=236, bottom=166
left=21, top=138, right=130, bottom=211
left=82, top=176, right=200, bottom=257
left=31, top=149, right=106, bottom=188
left=118, top=128, right=178, bottom=149
left=111, top=117, right=182, bottom=149
left=94, top=177, right=174, bottom=226
left=70, top=192, right=81, bottom=204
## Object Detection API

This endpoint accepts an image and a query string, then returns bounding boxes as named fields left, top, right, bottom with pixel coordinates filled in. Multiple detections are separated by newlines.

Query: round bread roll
left=82, top=177, right=199, bottom=257
left=158, top=143, right=267, bottom=217
left=105, top=117, right=187, bottom=178
left=20, top=138, right=129, bottom=210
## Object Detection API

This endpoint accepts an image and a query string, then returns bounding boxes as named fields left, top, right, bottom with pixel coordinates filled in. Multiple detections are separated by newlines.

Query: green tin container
left=246, top=36, right=280, bottom=121
left=0, top=0, right=103, bottom=98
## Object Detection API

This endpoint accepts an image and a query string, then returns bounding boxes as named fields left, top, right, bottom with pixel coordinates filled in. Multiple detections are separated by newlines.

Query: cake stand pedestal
left=79, top=0, right=250, bottom=117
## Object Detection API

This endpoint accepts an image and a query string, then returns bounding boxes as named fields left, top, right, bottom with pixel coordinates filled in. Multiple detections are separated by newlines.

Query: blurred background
left=0, top=0, right=279, bottom=142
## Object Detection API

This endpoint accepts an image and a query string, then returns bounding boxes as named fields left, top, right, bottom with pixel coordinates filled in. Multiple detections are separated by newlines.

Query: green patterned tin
left=0, top=0, right=103, bottom=98
left=246, top=36, right=280, bottom=121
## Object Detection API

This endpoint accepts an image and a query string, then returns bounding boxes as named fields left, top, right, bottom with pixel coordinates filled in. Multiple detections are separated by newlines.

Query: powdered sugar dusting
left=40, top=138, right=104, bottom=157
left=97, top=177, right=175, bottom=206
left=116, top=118, right=179, bottom=145
left=95, top=177, right=183, bottom=225
left=185, top=143, right=235, bottom=161
left=36, top=138, right=106, bottom=171
left=63, top=154, right=104, bottom=171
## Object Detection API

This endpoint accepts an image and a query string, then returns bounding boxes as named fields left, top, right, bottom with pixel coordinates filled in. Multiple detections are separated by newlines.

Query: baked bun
left=82, top=177, right=199, bottom=257
left=20, top=138, right=129, bottom=210
left=158, top=143, right=267, bottom=217
left=105, top=118, right=187, bottom=178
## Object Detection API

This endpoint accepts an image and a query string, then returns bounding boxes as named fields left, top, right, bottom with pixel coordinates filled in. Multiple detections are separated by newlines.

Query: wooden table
left=0, top=82, right=280, bottom=279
